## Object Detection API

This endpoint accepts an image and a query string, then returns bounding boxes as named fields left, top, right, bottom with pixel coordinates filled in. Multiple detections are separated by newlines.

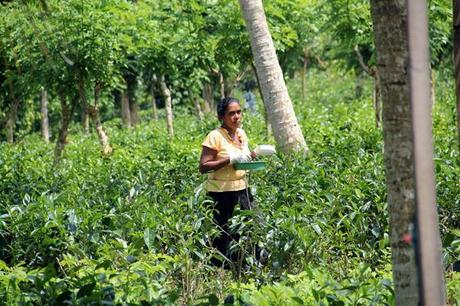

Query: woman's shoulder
left=204, top=128, right=225, bottom=141
left=207, top=128, right=223, bottom=137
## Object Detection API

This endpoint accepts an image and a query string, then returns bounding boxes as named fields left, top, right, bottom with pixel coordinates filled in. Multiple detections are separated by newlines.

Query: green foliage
left=238, top=265, right=393, bottom=305
left=447, top=272, right=460, bottom=306
left=428, top=0, right=453, bottom=67
left=0, top=0, right=459, bottom=303
left=1, top=68, right=459, bottom=304
left=323, top=0, right=374, bottom=70
left=1, top=0, right=453, bottom=144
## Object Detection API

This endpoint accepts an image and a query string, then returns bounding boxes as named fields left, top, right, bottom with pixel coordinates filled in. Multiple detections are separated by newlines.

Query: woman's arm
left=199, top=146, right=230, bottom=174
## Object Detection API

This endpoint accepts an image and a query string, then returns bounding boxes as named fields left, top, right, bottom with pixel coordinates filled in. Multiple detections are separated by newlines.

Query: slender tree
left=189, top=90, right=204, bottom=121
left=4, top=80, right=20, bottom=144
left=354, top=45, right=381, bottom=127
left=78, top=72, right=90, bottom=134
left=454, top=0, right=460, bottom=152
left=88, top=82, right=112, bottom=156
left=54, top=92, right=78, bottom=164
left=202, top=83, right=212, bottom=113
left=150, top=82, right=158, bottom=121
left=302, top=47, right=308, bottom=104
left=2, top=35, right=21, bottom=144
left=121, top=89, right=131, bottom=128
left=238, top=0, right=307, bottom=153
left=126, top=71, right=139, bottom=126
left=159, top=74, right=174, bottom=138
left=40, top=89, right=50, bottom=143
left=407, top=0, right=446, bottom=303
left=370, top=1, right=418, bottom=304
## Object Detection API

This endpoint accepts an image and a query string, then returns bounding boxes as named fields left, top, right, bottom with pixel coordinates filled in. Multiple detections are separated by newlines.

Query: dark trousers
left=208, top=189, right=253, bottom=266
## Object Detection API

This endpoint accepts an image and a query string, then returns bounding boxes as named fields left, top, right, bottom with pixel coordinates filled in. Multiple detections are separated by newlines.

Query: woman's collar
left=220, top=126, right=242, bottom=143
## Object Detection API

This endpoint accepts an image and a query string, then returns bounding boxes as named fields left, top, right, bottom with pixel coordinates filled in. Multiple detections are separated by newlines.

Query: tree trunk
left=407, top=0, right=445, bottom=303
left=81, top=102, right=90, bottom=133
left=239, top=0, right=307, bottom=153
left=202, top=83, right=213, bottom=113
left=430, top=67, right=436, bottom=107
left=194, top=98, right=204, bottom=120
left=5, top=98, right=19, bottom=144
left=5, top=69, right=20, bottom=144
left=370, top=1, right=419, bottom=304
left=150, top=83, right=158, bottom=120
left=454, top=0, right=460, bottom=152
left=129, top=100, right=140, bottom=126
left=252, top=61, right=271, bottom=137
left=225, top=66, right=248, bottom=99
left=373, top=77, right=382, bottom=128
left=302, top=47, right=308, bottom=104
left=190, top=90, right=204, bottom=120
left=121, top=89, right=132, bottom=128
left=78, top=75, right=90, bottom=134
left=159, top=75, right=174, bottom=138
left=354, top=45, right=381, bottom=127
left=224, top=76, right=234, bottom=97
left=113, top=89, right=122, bottom=120
left=127, top=73, right=139, bottom=126
left=40, top=89, right=50, bottom=143
left=89, top=83, right=112, bottom=156
left=355, top=70, right=365, bottom=99
left=54, top=93, right=77, bottom=164
left=216, top=71, right=225, bottom=99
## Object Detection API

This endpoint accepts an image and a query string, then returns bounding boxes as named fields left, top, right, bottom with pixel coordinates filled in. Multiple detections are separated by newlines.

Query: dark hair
left=217, top=97, right=240, bottom=119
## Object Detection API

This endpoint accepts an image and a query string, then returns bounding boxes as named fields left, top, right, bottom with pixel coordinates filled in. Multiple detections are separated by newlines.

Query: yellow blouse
left=202, top=127, right=251, bottom=192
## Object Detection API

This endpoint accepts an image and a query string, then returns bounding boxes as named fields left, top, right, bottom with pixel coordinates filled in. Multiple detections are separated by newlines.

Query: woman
left=199, top=97, right=256, bottom=266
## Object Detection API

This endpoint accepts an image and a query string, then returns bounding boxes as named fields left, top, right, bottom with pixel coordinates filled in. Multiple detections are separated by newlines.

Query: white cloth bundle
left=254, top=145, right=276, bottom=156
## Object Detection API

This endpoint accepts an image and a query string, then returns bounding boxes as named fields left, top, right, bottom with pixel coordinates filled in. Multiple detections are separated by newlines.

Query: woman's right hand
left=229, top=152, right=251, bottom=165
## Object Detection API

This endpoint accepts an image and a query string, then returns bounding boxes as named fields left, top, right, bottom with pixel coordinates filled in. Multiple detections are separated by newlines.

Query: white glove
left=229, top=152, right=251, bottom=165
left=254, top=145, right=276, bottom=156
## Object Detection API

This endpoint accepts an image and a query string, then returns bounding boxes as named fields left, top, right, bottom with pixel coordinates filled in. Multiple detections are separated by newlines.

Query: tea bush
left=1, top=69, right=459, bottom=304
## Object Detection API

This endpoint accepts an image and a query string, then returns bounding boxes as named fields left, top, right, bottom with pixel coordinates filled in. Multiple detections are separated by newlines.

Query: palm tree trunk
left=239, top=0, right=307, bottom=153
left=370, top=1, right=418, bottom=304
left=251, top=61, right=271, bottom=137
left=40, top=89, right=50, bottom=143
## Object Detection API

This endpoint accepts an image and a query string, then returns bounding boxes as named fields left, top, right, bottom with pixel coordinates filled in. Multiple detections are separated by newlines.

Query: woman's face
left=221, top=102, right=242, bottom=130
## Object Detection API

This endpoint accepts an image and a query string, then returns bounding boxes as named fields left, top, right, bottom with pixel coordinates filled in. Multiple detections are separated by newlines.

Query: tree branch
left=354, top=45, right=376, bottom=78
